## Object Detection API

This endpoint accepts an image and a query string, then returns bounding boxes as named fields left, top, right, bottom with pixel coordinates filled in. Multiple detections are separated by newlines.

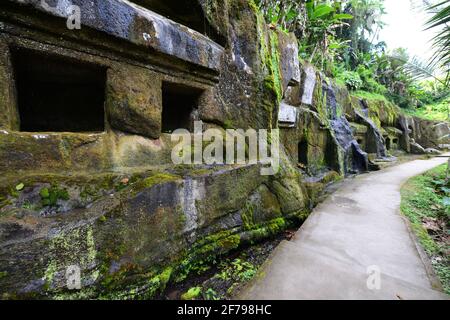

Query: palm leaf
left=390, top=54, right=447, bottom=86
left=425, top=0, right=450, bottom=85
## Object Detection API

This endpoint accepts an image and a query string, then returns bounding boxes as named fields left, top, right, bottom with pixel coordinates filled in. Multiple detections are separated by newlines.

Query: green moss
left=0, top=271, right=8, bottom=280
left=8, top=186, right=19, bottom=198
left=196, top=230, right=241, bottom=255
left=133, top=173, right=180, bottom=191
left=323, top=171, right=342, bottom=184
left=174, top=230, right=241, bottom=283
left=223, top=119, right=234, bottom=129
left=47, top=212, right=302, bottom=299
left=141, top=266, right=174, bottom=298
left=403, top=97, right=450, bottom=122
left=248, top=0, right=259, bottom=12
left=42, top=225, right=98, bottom=295
left=241, top=201, right=255, bottom=230
left=351, top=92, right=400, bottom=128
left=252, top=1, right=283, bottom=126
left=313, top=75, right=330, bottom=123
left=243, top=216, right=295, bottom=244
left=43, top=261, right=57, bottom=290
left=159, top=267, right=173, bottom=288
left=268, top=32, right=283, bottom=103
left=353, top=90, right=389, bottom=103
left=181, top=287, right=202, bottom=300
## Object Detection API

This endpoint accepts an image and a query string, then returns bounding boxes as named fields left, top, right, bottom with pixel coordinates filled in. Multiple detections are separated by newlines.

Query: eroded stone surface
left=6, top=0, right=224, bottom=71
left=300, top=63, right=316, bottom=106
left=106, top=66, right=162, bottom=139
left=278, top=102, right=297, bottom=128
left=277, top=31, right=300, bottom=91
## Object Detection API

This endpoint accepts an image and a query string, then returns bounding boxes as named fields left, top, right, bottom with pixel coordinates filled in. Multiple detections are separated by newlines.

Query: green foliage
left=403, top=96, right=450, bottom=121
left=217, top=258, right=258, bottom=282
left=352, top=90, right=388, bottom=103
left=426, top=1, right=450, bottom=85
left=257, top=0, right=447, bottom=109
left=203, top=288, right=220, bottom=300
left=40, top=186, right=70, bottom=207
left=301, top=1, right=354, bottom=71
left=401, top=165, right=450, bottom=294
left=257, top=0, right=353, bottom=72
left=181, top=287, right=202, bottom=300
left=22, top=200, right=33, bottom=210
left=256, top=0, right=307, bottom=32
left=336, top=69, right=363, bottom=90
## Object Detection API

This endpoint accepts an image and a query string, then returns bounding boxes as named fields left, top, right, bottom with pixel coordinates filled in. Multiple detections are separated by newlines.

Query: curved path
left=239, top=156, right=450, bottom=300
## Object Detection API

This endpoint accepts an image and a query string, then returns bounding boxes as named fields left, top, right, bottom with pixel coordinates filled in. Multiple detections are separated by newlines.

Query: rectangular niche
left=11, top=47, right=106, bottom=132
left=161, top=82, right=203, bottom=133
left=298, top=139, right=308, bottom=167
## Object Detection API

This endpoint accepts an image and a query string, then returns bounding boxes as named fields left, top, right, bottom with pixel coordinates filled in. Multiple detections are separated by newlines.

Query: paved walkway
left=239, top=156, right=450, bottom=300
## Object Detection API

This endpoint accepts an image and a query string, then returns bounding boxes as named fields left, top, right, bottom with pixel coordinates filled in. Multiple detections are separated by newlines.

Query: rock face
left=0, top=0, right=447, bottom=299
left=300, top=63, right=316, bottom=106
left=106, top=66, right=162, bottom=139
left=5, top=0, right=224, bottom=71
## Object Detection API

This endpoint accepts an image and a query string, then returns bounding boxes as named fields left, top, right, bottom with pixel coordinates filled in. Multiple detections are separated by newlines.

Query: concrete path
left=239, top=156, right=450, bottom=300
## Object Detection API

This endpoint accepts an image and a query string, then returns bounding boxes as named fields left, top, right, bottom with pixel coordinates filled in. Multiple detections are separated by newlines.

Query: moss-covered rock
left=0, top=163, right=306, bottom=299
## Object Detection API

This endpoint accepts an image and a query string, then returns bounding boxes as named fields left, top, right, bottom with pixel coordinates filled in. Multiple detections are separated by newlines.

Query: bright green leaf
left=312, top=4, right=334, bottom=20
left=40, top=187, right=50, bottom=199
left=334, top=13, right=354, bottom=20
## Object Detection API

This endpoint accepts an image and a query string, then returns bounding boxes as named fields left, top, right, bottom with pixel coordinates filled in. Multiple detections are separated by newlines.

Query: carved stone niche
left=382, top=127, right=403, bottom=151
left=6, top=0, right=225, bottom=72
left=1, top=0, right=225, bottom=139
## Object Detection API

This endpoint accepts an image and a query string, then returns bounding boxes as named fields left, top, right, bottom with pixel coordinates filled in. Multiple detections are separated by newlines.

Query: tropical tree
left=256, top=0, right=307, bottom=32
left=300, top=1, right=353, bottom=70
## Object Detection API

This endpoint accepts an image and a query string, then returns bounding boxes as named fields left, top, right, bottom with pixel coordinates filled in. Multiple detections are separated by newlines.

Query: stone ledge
left=5, top=0, right=224, bottom=71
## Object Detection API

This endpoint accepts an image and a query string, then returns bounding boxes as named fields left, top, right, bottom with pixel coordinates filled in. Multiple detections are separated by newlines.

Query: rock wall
left=0, top=0, right=448, bottom=299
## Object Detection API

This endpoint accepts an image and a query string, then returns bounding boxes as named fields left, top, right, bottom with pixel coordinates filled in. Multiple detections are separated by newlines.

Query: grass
left=401, top=164, right=450, bottom=294
left=352, top=90, right=389, bottom=103
left=403, top=97, right=450, bottom=122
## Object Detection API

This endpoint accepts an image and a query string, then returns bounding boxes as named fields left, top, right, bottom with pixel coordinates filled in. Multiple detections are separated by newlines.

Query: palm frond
left=425, top=0, right=450, bottom=87
left=389, top=54, right=447, bottom=86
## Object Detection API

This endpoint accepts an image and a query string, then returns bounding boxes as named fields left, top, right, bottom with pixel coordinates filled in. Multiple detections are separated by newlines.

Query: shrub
left=337, top=70, right=363, bottom=90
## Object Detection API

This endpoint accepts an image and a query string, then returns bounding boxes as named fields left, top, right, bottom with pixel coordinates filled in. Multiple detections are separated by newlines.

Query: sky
left=378, top=0, right=437, bottom=61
